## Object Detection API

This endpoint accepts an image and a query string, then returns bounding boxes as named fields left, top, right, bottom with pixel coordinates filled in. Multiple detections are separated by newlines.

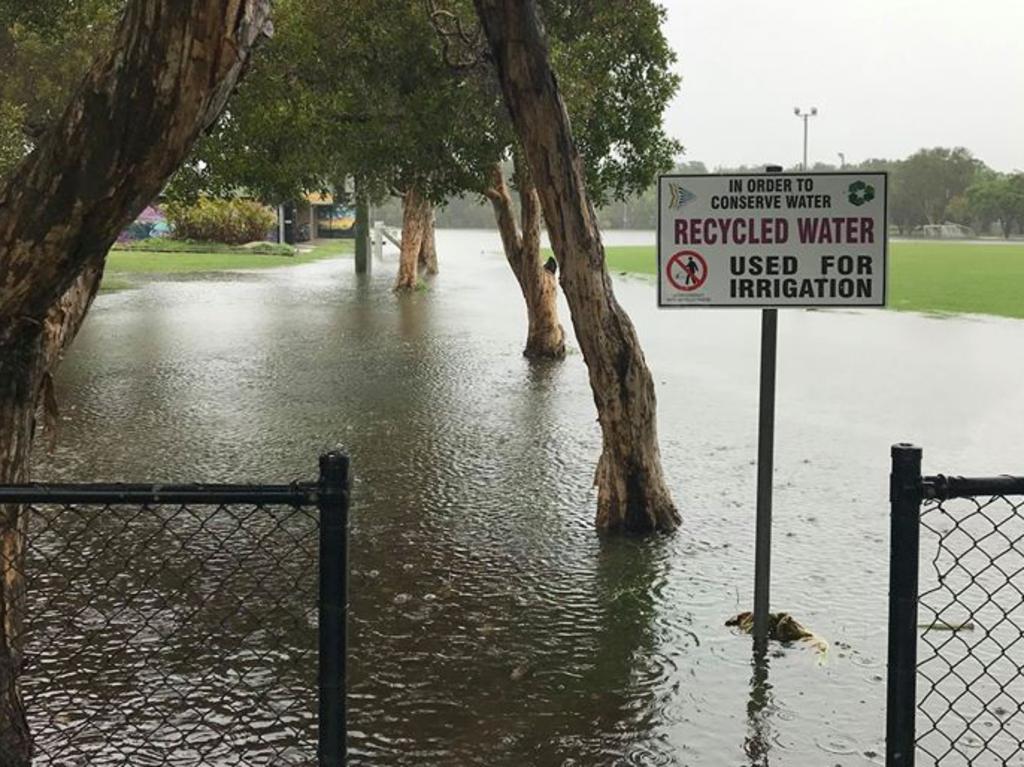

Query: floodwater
left=30, top=229, right=1024, bottom=765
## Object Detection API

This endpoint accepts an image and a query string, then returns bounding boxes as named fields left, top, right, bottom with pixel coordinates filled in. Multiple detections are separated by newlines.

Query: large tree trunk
left=395, top=187, right=430, bottom=291
left=0, top=264, right=104, bottom=765
left=474, top=0, right=679, bottom=533
left=485, top=162, right=565, bottom=359
left=0, top=2, right=272, bottom=761
left=417, top=200, right=439, bottom=276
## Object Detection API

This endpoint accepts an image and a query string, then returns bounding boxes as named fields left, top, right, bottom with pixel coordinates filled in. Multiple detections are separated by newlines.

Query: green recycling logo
left=848, top=180, right=876, bottom=206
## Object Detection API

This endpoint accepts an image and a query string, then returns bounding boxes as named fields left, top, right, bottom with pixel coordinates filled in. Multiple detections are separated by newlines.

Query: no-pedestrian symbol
left=666, top=250, right=707, bottom=292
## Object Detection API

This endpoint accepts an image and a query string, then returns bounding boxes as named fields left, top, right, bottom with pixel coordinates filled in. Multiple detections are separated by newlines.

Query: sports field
left=602, top=240, right=1024, bottom=319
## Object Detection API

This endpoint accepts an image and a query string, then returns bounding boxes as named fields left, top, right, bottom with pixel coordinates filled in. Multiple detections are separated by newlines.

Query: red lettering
left=675, top=219, right=688, bottom=244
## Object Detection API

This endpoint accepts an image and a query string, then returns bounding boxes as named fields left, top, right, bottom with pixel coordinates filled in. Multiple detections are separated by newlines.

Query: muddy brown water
left=29, top=230, right=1024, bottom=765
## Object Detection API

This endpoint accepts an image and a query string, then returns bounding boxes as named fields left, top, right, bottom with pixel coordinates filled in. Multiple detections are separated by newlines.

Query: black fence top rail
left=0, top=481, right=320, bottom=507
left=923, top=474, right=1024, bottom=501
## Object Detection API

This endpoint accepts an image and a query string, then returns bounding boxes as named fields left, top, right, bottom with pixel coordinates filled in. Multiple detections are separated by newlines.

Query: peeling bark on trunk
left=418, top=200, right=438, bottom=276
left=395, top=187, right=430, bottom=292
left=0, top=329, right=38, bottom=767
left=475, top=0, right=679, bottom=533
left=0, top=2, right=272, bottom=760
left=0, top=264, right=104, bottom=765
left=485, top=162, right=564, bottom=359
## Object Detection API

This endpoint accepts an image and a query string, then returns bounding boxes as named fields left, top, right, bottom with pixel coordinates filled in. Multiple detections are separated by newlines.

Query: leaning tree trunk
left=475, top=0, right=679, bottom=533
left=484, top=162, right=564, bottom=359
left=0, top=2, right=273, bottom=761
left=395, top=187, right=430, bottom=291
left=417, top=200, right=439, bottom=276
left=0, top=264, right=104, bottom=764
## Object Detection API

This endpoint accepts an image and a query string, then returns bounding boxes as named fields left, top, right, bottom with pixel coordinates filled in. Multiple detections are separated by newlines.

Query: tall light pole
left=838, top=151, right=846, bottom=169
left=793, top=106, right=818, bottom=170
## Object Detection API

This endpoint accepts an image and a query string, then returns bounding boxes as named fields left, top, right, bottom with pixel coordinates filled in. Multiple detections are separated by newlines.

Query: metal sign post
left=752, top=165, right=782, bottom=653
left=753, top=305, right=777, bottom=652
left=656, top=167, right=888, bottom=653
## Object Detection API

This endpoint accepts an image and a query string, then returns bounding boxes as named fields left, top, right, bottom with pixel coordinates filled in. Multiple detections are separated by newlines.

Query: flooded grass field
left=31, top=230, right=1024, bottom=765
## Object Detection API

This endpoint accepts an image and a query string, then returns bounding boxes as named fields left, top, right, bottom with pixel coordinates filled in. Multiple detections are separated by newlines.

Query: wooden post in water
left=355, top=190, right=370, bottom=274
left=373, top=221, right=384, bottom=262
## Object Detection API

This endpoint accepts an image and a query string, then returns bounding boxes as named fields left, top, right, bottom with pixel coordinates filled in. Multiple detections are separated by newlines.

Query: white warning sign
left=657, top=173, right=887, bottom=308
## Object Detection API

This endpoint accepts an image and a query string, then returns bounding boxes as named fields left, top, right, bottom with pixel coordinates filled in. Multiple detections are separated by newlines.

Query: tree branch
left=0, top=0, right=274, bottom=347
left=425, top=0, right=487, bottom=71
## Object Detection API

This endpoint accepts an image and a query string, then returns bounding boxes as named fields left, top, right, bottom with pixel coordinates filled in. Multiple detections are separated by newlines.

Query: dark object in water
left=727, top=611, right=829, bottom=654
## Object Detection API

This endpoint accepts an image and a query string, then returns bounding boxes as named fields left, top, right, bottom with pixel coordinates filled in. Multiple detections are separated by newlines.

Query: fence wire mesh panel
left=887, top=445, right=1024, bottom=767
left=3, top=487, right=322, bottom=766
left=917, top=491, right=1024, bottom=766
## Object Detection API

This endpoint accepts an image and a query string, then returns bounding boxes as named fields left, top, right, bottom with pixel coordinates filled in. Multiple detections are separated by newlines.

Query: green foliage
left=0, top=100, right=25, bottom=179
left=164, top=198, right=277, bottom=245
left=175, top=0, right=499, bottom=205
left=966, top=174, right=1024, bottom=237
left=176, top=0, right=681, bottom=212
left=0, top=0, right=123, bottom=184
left=544, top=0, right=682, bottom=204
left=944, top=194, right=972, bottom=226
left=890, top=147, right=984, bottom=229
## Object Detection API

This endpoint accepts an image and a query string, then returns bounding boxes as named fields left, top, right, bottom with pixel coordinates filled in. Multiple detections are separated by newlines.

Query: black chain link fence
left=0, top=453, right=349, bottom=767
left=917, top=492, right=1024, bottom=765
left=887, top=444, right=1024, bottom=767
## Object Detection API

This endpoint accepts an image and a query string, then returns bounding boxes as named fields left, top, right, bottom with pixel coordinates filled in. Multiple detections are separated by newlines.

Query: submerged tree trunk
left=0, top=264, right=104, bottom=765
left=0, top=2, right=272, bottom=761
left=395, top=187, right=430, bottom=291
left=475, top=0, right=679, bottom=533
left=418, top=200, right=438, bottom=275
left=0, top=331, right=38, bottom=766
left=485, top=162, right=564, bottom=359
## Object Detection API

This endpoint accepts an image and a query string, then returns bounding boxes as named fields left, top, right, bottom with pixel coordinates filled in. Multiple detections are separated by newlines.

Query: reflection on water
left=23, top=502, right=319, bottom=766
left=745, top=653, right=773, bottom=766
left=28, top=230, right=1024, bottom=764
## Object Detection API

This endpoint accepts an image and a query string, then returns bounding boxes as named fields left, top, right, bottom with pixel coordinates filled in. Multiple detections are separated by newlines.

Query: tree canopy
left=174, top=0, right=681, bottom=207
left=0, top=0, right=123, bottom=178
left=173, top=0, right=502, bottom=204
left=966, top=173, right=1024, bottom=237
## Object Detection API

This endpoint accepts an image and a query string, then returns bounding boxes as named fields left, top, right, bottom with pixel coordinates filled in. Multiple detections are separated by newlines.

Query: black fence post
left=318, top=451, right=350, bottom=767
left=886, top=443, right=922, bottom=766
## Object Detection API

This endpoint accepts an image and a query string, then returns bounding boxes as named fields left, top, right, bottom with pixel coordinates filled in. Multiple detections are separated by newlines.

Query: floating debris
left=726, top=611, right=830, bottom=656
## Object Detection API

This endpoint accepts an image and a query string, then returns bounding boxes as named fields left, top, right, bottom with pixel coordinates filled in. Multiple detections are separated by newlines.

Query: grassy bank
left=114, top=238, right=297, bottom=256
left=102, top=239, right=352, bottom=289
left=598, top=241, right=1024, bottom=320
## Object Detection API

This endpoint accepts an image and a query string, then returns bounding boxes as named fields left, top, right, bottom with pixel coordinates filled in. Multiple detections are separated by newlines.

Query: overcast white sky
left=660, top=0, right=1023, bottom=172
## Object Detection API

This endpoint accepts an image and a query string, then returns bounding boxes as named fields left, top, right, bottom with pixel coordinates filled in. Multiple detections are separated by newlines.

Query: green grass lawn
left=102, top=239, right=352, bottom=290
left=114, top=238, right=297, bottom=256
left=599, top=241, right=1024, bottom=319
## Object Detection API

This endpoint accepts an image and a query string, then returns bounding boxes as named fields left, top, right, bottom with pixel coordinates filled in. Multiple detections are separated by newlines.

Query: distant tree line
left=414, top=149, right=1023, bottom=237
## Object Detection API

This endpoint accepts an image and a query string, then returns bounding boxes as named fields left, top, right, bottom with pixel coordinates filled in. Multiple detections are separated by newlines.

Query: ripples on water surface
left=32, top=230, right=1024, bottom=765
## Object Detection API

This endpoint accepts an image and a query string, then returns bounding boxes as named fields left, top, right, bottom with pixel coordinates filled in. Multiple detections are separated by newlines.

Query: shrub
left=0, top=102, right=28, bottom=180
left=164, top=197, right=276, bottom=245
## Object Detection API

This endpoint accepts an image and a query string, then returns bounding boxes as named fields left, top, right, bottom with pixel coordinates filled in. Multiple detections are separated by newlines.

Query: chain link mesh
left=4, top=498, right=319, bottom=766
left=917, top=493, right=1024, bottom=765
